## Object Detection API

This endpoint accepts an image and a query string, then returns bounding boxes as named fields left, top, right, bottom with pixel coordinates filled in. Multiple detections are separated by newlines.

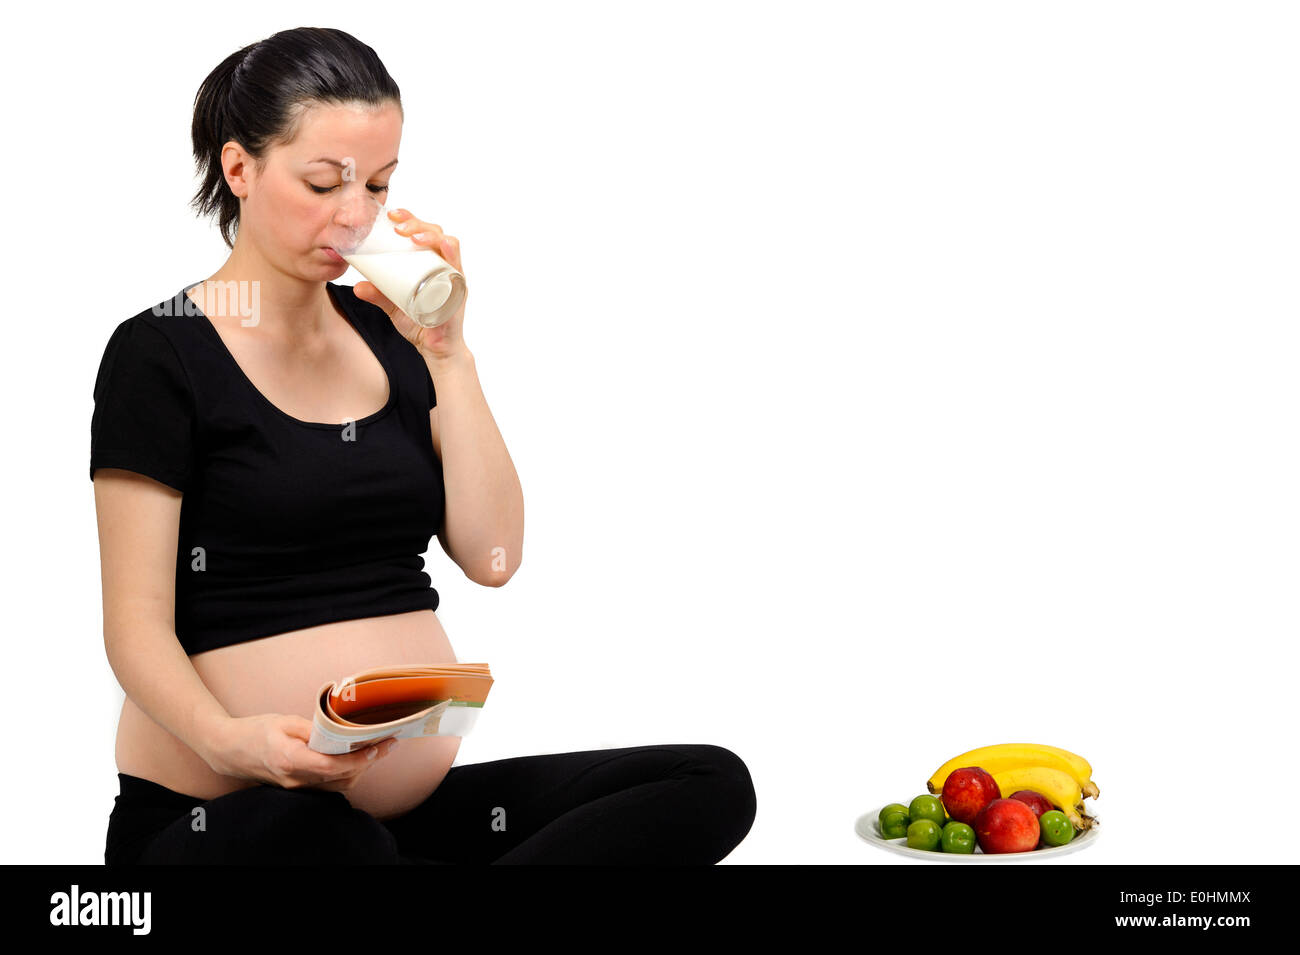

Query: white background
left=1, top=0, right=1296, bottom=865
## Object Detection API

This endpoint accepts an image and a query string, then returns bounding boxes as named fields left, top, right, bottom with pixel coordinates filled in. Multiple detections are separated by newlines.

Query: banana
left=992, top=766, right=1095, bottom=831
left=927, top=743, right=1100, bottom=799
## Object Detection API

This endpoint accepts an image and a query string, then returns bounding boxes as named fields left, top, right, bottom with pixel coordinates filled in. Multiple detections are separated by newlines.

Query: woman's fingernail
left=367, top=746, right=379, bottom=760
left=413, top=232, right=432, bottom=242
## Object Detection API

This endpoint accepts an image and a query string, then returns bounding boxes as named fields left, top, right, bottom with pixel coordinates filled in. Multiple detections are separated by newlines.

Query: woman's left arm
left=354, top=208, right=524, bottom=587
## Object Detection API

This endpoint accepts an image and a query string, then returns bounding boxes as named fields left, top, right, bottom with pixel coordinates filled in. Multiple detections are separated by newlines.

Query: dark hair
left=190, top=27, right=402, bottom=249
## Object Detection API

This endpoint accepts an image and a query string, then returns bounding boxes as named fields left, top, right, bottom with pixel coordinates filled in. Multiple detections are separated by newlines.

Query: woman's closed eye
left=308, top=183, right=390, bottom=195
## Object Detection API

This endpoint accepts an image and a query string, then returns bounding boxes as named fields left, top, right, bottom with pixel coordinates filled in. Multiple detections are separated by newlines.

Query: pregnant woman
left=93, top=27, right=756, bottom=865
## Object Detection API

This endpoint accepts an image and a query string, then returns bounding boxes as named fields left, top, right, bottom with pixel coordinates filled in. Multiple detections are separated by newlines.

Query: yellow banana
left=927, top=743, right=1099, bottom=799
left=992, top=766, right=1095, bottom=831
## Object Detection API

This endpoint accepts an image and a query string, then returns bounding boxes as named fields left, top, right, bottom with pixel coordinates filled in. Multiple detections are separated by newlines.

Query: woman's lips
left=322, top=247, right=345, bottom=263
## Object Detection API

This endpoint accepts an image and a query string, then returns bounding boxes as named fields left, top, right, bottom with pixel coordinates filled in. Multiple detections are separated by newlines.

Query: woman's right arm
left=93, top=468, right=392, bottom=790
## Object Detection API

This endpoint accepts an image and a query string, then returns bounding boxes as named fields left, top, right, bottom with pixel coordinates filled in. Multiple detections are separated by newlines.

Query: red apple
left=974, top=798, right=1041, bottom=853
left=940, top=767, right=1002, bottom=824
left=1009, top=789, right=1053, bottom=821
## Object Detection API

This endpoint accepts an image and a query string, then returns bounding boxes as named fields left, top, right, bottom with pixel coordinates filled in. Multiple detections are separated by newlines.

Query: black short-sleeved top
left=90, top=281, right=443, bottom=656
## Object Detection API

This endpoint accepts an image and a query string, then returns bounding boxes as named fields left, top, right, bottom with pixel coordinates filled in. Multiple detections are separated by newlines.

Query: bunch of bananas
left=927, top=743, right=1099, bottom=831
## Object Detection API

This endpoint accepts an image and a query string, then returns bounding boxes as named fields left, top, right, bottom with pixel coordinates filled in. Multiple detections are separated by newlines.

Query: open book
left=307, top=663, right=493, bottom=754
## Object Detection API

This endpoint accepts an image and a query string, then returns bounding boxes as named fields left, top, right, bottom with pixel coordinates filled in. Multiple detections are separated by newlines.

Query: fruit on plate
left=1038, top=810, right=1074, bottom=847
left=1009, top=789, right=1053, bottom=820
left=927, top=743, right=1099, bottom=799
left=991, top=767, right=1094, bottom=831
left=907, top=819, right=943, bottom=851
left=878, top=803, right=909, bottom=826
left=879, top=804, right=910, bottom=839
left=940, top=820, right=977, bottom=854
left=908, top=794, right=947, bottom=827
left=974, top=798, right=1040, bottom=853
left=940, top=767, right=1001, bottom=824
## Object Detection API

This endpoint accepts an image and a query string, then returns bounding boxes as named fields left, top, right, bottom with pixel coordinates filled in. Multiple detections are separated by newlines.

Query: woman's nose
left=334, top=191, right=382, bottom=230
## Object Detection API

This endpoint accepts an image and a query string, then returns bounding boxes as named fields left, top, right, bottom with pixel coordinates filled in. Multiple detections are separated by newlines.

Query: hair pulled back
left=190, top=27, right=402, bottom=248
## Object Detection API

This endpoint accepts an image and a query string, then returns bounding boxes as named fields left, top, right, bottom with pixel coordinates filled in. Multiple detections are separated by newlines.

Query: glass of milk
left=329, top=200, right=467, bottom=328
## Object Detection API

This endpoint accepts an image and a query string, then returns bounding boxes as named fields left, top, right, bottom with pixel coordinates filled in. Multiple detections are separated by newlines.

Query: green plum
left=941, top=821, right=977, bottom=853
left=906, top=819, right=943, bottom=851
left=1039, top=810, right=1074, bottom=847
left=908, top=794, right=947, bottom=827
left=878, top=803, right=909, bottom=826
left=879, top=805, right=911, bottom=839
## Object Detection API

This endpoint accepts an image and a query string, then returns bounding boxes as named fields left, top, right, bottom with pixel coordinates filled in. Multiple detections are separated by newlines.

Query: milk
left=332, top=201, right=467, bottom=328
left=342, top=248, right=466, bottom=327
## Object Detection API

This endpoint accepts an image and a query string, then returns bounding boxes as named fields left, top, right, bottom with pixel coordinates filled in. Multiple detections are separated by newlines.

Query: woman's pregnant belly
left=114, top=609, right=461, bottom=821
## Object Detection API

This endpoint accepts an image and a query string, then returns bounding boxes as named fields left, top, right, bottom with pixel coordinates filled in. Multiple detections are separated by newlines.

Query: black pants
left=105, top=743, right=756, bottom=865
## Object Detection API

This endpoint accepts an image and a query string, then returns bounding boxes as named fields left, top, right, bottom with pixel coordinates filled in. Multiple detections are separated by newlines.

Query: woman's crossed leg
left=383, top=742, right=757, bottom=864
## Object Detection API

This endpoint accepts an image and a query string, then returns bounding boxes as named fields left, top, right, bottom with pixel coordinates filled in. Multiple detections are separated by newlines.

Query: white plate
left=855, top=804, right=1099, bottom=862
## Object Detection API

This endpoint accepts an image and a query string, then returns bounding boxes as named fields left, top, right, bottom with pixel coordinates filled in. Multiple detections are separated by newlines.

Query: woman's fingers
left=337, top=738, right=396, bottom=775
left=414, top=233, right=460, bottom=271
left=298, top=738, right=396, bottom=783
left=389, top=211, right=462, bottom=272
left=393, top=210, right=440, bottom=237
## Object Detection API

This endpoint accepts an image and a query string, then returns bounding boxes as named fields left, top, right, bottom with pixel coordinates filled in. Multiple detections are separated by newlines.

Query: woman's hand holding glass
left=352, top=207, right=468, bottom=365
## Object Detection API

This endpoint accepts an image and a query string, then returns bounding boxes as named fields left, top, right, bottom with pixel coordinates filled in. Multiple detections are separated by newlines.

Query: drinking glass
left=329, top=198, right=466, bottom=328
